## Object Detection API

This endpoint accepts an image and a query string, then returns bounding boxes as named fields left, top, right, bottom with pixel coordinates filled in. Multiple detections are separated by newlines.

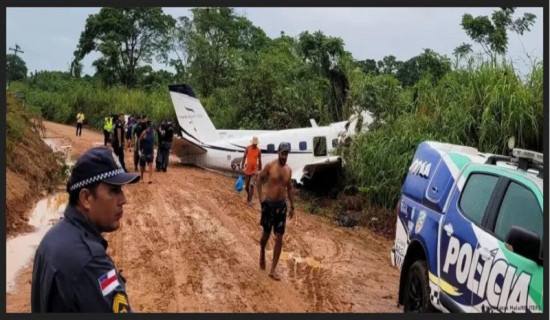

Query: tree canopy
left=71, top=7, right=176, bottom=87
left=7, top=54, right=28, bottom=82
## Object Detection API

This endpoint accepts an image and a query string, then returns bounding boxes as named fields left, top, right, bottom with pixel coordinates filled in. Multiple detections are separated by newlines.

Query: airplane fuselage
left=178, top=124, right=347, bottom=182
left=168, top=83, right=372, bottom=186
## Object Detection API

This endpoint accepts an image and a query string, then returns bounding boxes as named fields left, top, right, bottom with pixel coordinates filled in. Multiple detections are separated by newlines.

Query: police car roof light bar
left=511, top=148, right=543, bottom=178
left=512, top=148, right=543, bottom=165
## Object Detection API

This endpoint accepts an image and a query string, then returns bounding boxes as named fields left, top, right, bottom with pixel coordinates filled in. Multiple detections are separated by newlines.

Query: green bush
left=342, top=61, right=543, bottom=210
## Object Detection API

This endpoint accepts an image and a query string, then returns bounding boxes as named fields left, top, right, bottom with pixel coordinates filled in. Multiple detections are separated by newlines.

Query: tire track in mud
left=203, top=181, right=347, bottom=312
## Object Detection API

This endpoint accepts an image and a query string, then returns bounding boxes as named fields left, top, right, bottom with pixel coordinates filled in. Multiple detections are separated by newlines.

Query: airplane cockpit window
left=299, top=141, right=307, bottom=151
left=313, top=137, right=327, bottom=157
left=267, top=144, right=275, bottom=153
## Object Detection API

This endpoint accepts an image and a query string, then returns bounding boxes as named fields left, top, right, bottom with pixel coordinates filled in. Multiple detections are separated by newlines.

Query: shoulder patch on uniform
left=81, top=233, right=107, bottom=257
left=113, top=292, right=129, bottom=313
left=98, top=268, right=120, bottom=296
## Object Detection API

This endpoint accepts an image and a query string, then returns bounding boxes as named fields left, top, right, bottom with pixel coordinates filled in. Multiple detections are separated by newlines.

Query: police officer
left=31, top=147, right=140, bottom=312
left=155, top=119, right=174, bottom=172
left=161, top=120, right=174, bottom=172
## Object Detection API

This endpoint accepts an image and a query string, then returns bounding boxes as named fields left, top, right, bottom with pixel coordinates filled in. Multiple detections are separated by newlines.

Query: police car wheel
left=403, top=260, right=434, bottom=313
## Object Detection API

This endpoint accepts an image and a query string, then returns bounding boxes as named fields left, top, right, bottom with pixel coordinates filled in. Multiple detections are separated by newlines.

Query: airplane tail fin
left=168, top=84, right=220, bottom=144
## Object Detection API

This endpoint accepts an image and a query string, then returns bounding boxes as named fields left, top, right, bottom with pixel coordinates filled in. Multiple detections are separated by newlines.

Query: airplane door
left=313, top=136, right=328, bottom=158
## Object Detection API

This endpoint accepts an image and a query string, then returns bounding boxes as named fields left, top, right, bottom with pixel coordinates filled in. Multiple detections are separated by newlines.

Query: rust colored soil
left=7, top=121, right=401, bottom=313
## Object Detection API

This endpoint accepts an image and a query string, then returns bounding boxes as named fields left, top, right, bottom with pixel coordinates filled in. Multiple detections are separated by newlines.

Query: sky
left=6, top=7, right=545, bottom=78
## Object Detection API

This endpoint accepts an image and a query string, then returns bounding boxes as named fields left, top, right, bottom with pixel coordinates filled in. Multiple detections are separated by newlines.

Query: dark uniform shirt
left=164, top=125, right=174, bottom=143
left=133, top=122, right=147, bottom=143
left=113, top=120, right=125, bottom=149
left=157, top=126, right=165, bottom=145
left=31, top=205, right=131, bottom=313
left=158, top=124, right=174, bottom=146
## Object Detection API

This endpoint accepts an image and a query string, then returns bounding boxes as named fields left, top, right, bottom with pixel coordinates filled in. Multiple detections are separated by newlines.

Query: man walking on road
left=133, top=116, right=147, bottom=172
left=241, top=136, right=262, bottom=205
left=31, top=147, right=140, bottom=312
left=125, top=116, right=135, bottom=153
left=256, top=142, right=295, bottom=281
left=138, top=121, right=155, bottom=183
left=76, top=111, right=85, bottom=137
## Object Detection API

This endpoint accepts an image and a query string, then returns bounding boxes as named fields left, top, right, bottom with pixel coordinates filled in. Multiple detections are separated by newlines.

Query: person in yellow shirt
left=104, top=116, right=113, bottom=146
left=76, top=111, right=85, bottom=137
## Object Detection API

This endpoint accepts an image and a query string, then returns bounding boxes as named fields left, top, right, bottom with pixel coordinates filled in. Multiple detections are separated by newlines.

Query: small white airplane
left=168, top=84, right=374, bottom=188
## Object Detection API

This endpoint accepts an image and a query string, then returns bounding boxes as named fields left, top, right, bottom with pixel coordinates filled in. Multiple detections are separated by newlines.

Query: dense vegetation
left=7, top=7, right=542, bottom=217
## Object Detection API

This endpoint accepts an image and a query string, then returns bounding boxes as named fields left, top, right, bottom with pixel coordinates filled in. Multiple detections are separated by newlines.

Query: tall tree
left=452, top=43, right=473, bottom=68
left=298, top=31, right=348, bottom=122
left=6, top=54, right=28, bottom=82
left=396, top=49, right=451, bottom=87
left=71, top=7, right=176, bottom=88
left=461, top=7, right=536, bottom=61
left=377, top=55, right=403, bottom=75
left=356, top=58, right=379, bottom=75
left=165, top=8, right=269, bottom=96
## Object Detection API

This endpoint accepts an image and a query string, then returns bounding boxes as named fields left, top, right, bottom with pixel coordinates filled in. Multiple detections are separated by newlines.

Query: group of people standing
left=108, top=114, right=175, bottom=184
left=76, top=112, right=175, bottom=184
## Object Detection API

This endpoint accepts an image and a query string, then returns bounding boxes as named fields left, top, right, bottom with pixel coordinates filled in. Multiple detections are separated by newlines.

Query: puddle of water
left=279, top=251, right=322, bottom=269
left=43, top=138, right=73, bottom=164
left=43, top=138, right=55, bottom=149
left=6, top=193, right=67, bottom=293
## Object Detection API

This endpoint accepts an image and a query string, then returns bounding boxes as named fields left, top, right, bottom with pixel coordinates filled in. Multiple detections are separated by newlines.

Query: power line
left=9, top=43, right=24, bottom=56
left=7, top=43, right=24, bottom=89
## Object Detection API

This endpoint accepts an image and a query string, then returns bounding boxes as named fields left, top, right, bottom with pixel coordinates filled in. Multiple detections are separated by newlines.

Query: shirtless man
left=256, top=142, right=295, bottom=281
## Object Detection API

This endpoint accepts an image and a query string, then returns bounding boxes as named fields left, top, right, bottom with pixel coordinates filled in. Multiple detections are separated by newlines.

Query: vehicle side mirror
left=506, top=226, right=542, bottom=264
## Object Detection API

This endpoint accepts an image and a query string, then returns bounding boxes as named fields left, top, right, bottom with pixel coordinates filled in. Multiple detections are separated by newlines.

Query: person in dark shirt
left=132, top=115, right=147, bottom=172
left=155, top=119, right=174, bottom=172
left=31, top=147, right=140, bottom=312
left=112, top=113, right=127, bottom=172
left=138, top=121, right=155, bottom=184
left=125, top=116, right=135, bottom=153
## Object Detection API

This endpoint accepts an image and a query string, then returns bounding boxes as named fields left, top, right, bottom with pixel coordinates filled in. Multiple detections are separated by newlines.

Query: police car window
left=459, top=173, right=499, bottom=226
left=494, top=181, right=542, bottom=241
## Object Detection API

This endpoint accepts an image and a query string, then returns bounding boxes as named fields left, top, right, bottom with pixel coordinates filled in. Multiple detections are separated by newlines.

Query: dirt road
left=6, top=121, right=401, bottom=313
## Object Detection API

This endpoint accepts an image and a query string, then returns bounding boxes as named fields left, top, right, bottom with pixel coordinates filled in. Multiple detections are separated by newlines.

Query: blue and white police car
left=391, top=141, right=543, bottom=313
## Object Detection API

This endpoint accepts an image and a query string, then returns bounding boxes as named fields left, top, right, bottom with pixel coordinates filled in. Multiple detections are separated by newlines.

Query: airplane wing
left=297, top=156, right=343, bottom=182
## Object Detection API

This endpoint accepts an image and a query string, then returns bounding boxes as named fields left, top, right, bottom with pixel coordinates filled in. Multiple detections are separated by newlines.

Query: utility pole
left=7, top=44, right=24, bottom=89
left=9, top=43, right=24, bottom=56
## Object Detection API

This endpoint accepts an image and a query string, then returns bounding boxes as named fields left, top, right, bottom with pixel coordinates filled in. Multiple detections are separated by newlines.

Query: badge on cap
left=111, top=151, right=123, bottom=169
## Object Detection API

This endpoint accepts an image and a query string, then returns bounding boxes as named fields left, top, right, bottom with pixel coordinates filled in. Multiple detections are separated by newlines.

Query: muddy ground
left=6, top=121, right=401, bottom=313
left=6, top=115, right=63, bottom=239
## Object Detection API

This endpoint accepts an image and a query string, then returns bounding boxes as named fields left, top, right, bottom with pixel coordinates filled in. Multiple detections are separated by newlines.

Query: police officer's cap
left=67, top=147, right=140, bottom=193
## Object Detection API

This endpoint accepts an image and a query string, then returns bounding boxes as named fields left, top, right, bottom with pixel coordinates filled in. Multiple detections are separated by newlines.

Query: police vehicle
left=391, top=140, right=543, bottom=313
